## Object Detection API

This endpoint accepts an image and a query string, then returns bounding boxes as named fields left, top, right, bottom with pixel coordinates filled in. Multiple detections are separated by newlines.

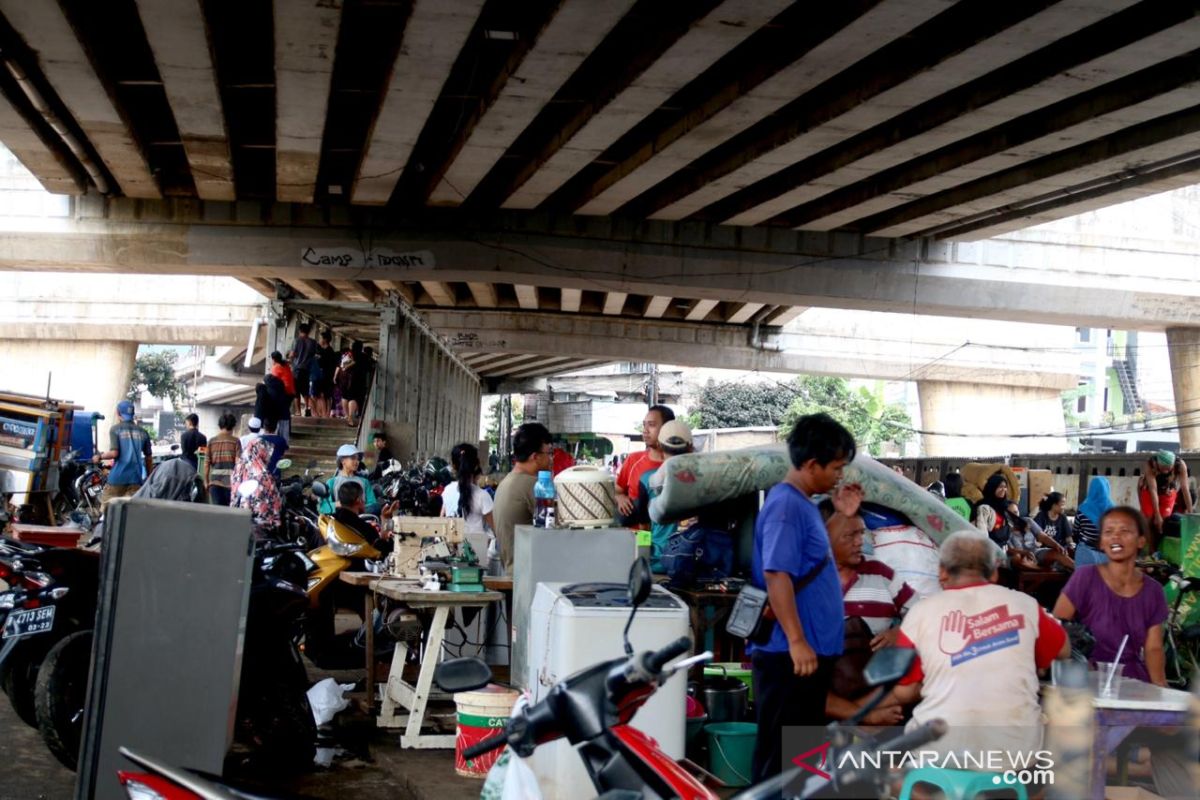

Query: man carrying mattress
left=749, top=413, right=862, bottom=780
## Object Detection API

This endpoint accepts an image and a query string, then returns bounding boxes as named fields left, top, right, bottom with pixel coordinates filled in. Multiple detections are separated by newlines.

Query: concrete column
left=0, top=340, right=138, bottom=445
left=435, top=352, right=449, bottom=457
left=1167, top=327, right=1200, bottom=451
left=917, top=380, right=1069, bottom=457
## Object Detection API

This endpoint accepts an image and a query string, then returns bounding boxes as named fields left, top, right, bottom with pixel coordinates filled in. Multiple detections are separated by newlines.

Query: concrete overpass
left=0, top=1, right=1197, bottom=240
left=2, top=0, right=1200, bottom=453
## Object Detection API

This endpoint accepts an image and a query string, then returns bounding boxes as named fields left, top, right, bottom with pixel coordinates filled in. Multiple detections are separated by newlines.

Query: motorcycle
left=436, top=558, right=946, bottom=800
left=300, top=510, right=384, bottom=669
left=278, top=459, right=325, bottom=551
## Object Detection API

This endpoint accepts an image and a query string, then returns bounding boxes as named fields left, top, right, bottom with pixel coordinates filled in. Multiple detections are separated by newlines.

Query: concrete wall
left=0, top=339, right=137, bottom=444
left=918, top=380, right=1069, bottom=457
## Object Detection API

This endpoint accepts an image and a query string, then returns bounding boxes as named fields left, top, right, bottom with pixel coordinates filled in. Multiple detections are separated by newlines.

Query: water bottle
left=533, top=470, right=556, bottom=528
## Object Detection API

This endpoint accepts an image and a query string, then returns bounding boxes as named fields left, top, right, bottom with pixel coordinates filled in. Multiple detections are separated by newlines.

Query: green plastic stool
left=898, top=768, right=1030, bottom=800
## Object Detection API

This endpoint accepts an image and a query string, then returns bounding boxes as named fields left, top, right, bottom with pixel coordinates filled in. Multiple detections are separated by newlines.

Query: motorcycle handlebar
left=645, top=636, right=692, bottom=674
left=462, top=732, right=507, bottom=760
left=875, top=719, right=947, bottom=755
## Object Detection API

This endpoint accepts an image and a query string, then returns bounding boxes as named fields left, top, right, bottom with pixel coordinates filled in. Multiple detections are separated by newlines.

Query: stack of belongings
left=649, top=446, right=994, bottom=598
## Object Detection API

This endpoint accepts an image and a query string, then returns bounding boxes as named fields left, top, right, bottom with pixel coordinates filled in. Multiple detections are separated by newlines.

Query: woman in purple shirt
left=1053, top=506, right=1167, bottom=685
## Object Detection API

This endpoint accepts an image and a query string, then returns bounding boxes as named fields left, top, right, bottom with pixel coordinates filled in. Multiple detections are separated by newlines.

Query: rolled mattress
left=648, top=445, right=975, bottom=545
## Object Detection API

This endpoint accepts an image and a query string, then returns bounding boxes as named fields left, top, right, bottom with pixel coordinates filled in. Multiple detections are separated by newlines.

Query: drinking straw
left=1104, top=635, right=1129, bottom=695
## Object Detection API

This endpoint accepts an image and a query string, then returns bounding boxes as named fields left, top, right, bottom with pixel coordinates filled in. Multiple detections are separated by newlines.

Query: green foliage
left=691, top=375, right=913, bottom=456
left=690, top=379, right=795, bottom=428
left=129, top=351, right=189, bottom=409
left=484, top=397, right=524, bottom=449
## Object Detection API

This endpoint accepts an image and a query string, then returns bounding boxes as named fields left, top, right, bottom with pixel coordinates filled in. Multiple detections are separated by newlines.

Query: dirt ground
left=0, top=671, right=486, bottom=800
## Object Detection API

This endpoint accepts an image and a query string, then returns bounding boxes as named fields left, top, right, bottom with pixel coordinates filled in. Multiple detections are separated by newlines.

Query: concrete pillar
left=0, top=340, right=138, bottom=445
left=1167, top=327, right=1200, bottom=451
left=917, top=380, right=1069, bottom=457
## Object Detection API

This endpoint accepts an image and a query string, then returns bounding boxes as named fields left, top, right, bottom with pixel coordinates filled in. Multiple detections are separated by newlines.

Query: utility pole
left=647, top=362, right=658, bottom=407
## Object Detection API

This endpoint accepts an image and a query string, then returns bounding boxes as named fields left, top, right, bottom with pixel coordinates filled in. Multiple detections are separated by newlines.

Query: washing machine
left=527, top=581, right=689, bottom=799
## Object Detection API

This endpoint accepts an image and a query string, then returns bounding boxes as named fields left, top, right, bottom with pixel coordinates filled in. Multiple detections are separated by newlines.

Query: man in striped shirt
left=821, top=500, right=917, bottom=723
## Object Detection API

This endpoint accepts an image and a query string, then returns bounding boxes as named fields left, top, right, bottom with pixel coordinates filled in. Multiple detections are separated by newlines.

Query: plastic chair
left=898, top=768, right=1030, bottom=800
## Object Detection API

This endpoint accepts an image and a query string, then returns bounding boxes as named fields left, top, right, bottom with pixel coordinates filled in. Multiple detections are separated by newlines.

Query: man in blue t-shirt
left=749, top=412, right=863, bottom=781
left=94, top=399, right=153, bottom=515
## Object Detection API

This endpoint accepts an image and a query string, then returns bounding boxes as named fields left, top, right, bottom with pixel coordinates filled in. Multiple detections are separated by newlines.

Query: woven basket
left=554, top=465, right=616, bottom=528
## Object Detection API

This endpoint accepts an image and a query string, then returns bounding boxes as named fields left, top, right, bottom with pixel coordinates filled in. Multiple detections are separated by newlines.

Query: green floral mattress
left=649, top=444, right=974, bottom=545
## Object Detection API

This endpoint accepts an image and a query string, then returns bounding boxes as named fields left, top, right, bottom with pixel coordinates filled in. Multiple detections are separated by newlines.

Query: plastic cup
left=1095, top=662, right=1124, bottom=696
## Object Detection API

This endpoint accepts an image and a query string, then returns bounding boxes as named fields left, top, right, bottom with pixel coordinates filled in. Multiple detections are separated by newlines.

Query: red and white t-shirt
left=897, top=582, right=1066, bottom=761
left=842, top=559, right=916, bottom=635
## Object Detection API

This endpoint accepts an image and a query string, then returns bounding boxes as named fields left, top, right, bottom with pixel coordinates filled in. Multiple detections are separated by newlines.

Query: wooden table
left=338, top=571, right=382, bottom=705
left=1088, top=672, right=1195, bottom=800
left=368, top=578, right=502, bottom=748
left=672, top=587, right=744, bottom=671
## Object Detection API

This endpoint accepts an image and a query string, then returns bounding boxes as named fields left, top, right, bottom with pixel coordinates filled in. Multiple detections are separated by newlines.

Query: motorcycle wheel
left=1, top=646, right=41, bottom=727
left=34, top=630, right=92, bottom=770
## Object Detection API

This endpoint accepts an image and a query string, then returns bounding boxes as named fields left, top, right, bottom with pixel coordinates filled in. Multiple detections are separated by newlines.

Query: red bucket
left=454, top=684, right=518, bottom=778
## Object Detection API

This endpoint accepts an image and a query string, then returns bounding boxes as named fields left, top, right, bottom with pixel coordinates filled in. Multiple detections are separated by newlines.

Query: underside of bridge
left=3, top=0, right=1200, bottom=452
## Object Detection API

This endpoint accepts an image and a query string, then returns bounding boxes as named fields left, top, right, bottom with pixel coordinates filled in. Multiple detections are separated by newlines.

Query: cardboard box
left=1028, top=469, right=1054, bottom=509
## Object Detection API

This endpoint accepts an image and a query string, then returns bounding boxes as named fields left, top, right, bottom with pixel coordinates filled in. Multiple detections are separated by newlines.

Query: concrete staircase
left=283, top=416, right=358, bottom=480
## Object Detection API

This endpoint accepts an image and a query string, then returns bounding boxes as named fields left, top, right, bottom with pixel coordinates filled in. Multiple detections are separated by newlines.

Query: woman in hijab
left=977, top=473, right=1019, bottom=547
left=231, top=436, right=282, bottom=534
left=1074, top=475, right=1114, bottom=566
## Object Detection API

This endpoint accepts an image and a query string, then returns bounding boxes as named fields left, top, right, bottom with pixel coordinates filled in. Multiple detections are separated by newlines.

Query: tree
left=129, top=351, right=189, bottom=409
left=781, top=377, right=913, bottom=456
left=484, top=396, right=524, bottom=450
left=690, top=379, right=795, bottom=428
left=689, top=374, right=913, bottom=455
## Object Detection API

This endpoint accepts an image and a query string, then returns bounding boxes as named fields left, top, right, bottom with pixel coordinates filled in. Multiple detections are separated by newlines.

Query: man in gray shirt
left=492, top=422, right=553, bottom=574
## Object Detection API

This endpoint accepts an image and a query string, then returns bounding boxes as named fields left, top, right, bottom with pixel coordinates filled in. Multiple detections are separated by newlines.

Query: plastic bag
left=306, top=677, right=355, bottom=726
left=480, top=695, right=542, bottom=800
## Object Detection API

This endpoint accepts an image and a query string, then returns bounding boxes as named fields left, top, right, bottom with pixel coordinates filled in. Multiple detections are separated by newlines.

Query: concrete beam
left=602, top=292, right=627, bottom=316
left=764, top=306, right=807, bottom=326
left=560, top=288, right=582, bottom=313
left=238, top=277, right=275, bottom=297
left=291, top=278, right=336, bottom=301
left=0, top=298, right=258, bottom=345
left=725, top=302, right=765, bottom=324
left=422, top=309, right=1078, bottom=389
left=574, top=1, right=953, bottom=216
left=643, top=296, right=671, bottom=319
left=0, top=93, right=82, bottom=194
left=328, top=279, right=377, bottom=303
left=374, top=280, right=414, bottom=304
left=136, top=0, right=235, bottom=201
left=514, top=284, right=539, bottom=311
left=685, top=299, right=718, bottom=322
left=654, top=1, right=1150, bottom=222
left=274, top=0, right=342, bottom=202
left=0, top=1, right=159, bottom=197
left=428, top=0, right=637, bottom=205
left=4, top=210, right=1200, bottom=330
left=503, top=0, right=789, bottom=209
left=467, top=281, right=497, bottom=308
left=352, top=0, right=483, bottom=204
left=421, top=280, right=457, bottom=307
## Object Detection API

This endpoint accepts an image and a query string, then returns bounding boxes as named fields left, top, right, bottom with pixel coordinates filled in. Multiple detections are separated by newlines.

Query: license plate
left=2, top=606, right=55, bottom=639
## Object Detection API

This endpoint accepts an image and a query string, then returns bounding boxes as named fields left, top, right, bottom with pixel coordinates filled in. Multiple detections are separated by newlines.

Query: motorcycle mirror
left=863, top=647, right=915, bottom=687
left=622, top=557, right=653, bottom=656
left=311, top=481, right=328, bottom=499
left=628, top=556, right=652, bottom=607
left=237, top=480, right=260, bottom=498
left=276, top=458, right=293, bottom=471
left=434, top=657, right=493, bottom=693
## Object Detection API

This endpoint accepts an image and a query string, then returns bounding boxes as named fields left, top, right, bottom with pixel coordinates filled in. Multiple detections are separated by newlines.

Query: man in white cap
left=94, top=399, right=153, bottom=514
left=635, top=419, right=693, bottom=571
left=1139, top=449, right=1191, bottom=553
left=240, top=416, right=262, bottom=450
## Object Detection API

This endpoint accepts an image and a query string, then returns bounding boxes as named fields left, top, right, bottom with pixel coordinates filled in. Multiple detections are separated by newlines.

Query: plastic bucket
left=705, top=722, right=757, bottom=787
left=686, top=713, right=709, bottom=744
left=454, top=685, right=518, bottom=778
left=704, top=662, right=753, bottom=701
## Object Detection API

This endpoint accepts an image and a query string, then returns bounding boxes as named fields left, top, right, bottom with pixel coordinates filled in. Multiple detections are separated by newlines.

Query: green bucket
left=705, top=722, right=756, bottom=787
